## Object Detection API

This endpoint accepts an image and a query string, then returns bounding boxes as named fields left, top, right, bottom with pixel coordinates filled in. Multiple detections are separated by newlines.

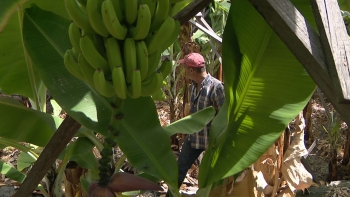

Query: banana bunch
left=64, top=0, right=180, bottom=99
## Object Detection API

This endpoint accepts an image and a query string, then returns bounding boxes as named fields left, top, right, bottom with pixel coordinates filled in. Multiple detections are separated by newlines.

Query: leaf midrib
left=234, top=28, right=273, bottom=119
left=24, top=11, right=65, bottom=57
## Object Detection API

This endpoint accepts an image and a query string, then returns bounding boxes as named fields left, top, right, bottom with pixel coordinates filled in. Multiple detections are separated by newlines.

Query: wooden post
left=310, top=0, right=350, bottom=103
left=248, top=0, right=350, bottom=126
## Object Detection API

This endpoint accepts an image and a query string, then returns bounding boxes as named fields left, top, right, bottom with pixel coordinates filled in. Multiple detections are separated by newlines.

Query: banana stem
left=98, top=96, right=125, bottom=187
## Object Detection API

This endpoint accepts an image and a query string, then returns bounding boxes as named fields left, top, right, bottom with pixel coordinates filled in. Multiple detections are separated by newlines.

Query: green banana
left=129, top=4, right=152, bottom=40
left=68, top=22, right=82, bottom=53
left=110, top=0, right=124, bottom=21
left=159, top=19, right=181, bottom=52
left=65, top=0, right=94, bottom=33
left=123, top=38, right=137, bottom=83
left=145, top=49, right=161, bottom=79
left=86, top=0, right=110, bottom=37
left=93, top=69, right=115, bottom=97
left=101, top=0, right=127, bottom=40
left=78, top=53, right=96, bottom=88
left=105, top=37, right=123, bottom=71
left=149, top=0, right=169, bottom=32
left=146, top=16, right=175, bottom=54
left=112, top=67, right=127, bottom=99
left=157, top=60, right=172, bottom=80
left=124, top=0, right=138, bottom=25
left=140, top=0, right=157, bottom=17
left=141, top=72, right=163, bottom=96
left=80, top=35, right=110, bottom=73
left=135, top=41, right=149, bottom=81
left=127, top=69, right=141, bottom=99
left=64, top=49, right=85, bottom=80
left=170, top=0, right=192, bottom=17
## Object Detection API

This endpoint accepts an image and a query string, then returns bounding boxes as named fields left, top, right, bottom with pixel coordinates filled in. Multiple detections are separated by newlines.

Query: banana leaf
left=22, top=4, right=112, bottom=133
left=0, top=161, right=26, bottom=183
left=0, top=0, right=68, bottom=107
left=198, top=0, right=316, bottom=188
left=0, top=0, right=27, bottom=33
left=0, top=97, right=62, bottom=147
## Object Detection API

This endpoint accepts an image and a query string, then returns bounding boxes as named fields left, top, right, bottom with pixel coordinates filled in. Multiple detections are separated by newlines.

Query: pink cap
left=178, top=53, right=205, bottom=68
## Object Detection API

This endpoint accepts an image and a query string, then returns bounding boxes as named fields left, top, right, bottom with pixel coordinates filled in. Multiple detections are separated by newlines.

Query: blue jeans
left=166, top=136, right=205, bottom=197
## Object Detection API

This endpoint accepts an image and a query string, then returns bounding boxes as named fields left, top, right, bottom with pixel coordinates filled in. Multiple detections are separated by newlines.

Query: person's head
left=178, top=53, right=207, bottom=81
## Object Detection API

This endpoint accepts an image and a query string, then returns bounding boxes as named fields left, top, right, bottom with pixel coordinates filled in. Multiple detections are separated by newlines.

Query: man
left=166, top=53, right=225, bottom=196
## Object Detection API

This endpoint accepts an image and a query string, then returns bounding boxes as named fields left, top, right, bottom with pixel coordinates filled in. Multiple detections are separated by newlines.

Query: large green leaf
left=22, top=5, right=112, bottom=133
left=198, top=0, right=316, bottom=187
left=117, top=97, right=179, bottom=195
left=62, top=137, right=99, bottom=170
left=0, top=160, right=26, bottom=183
left=0, top=0, right=27, bottom=33
left=163, top=106, right=215, bottom=137
left=0, top=0, right=68, bottom=101
left=0, top=97, right=62, bottom=146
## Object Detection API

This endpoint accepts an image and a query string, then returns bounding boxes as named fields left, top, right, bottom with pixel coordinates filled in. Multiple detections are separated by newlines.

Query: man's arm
left=211, top=83, right=225, bottom=112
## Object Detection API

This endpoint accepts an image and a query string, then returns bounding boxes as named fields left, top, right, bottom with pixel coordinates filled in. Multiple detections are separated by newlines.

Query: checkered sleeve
left=211, top=82, right=225, bottom=112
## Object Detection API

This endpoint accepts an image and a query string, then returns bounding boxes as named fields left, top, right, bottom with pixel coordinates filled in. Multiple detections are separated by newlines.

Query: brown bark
left=276, top=133, right=284, bottom=171
left=328, top=149, right=342, bottom=181
left=283, top=127, right=291, bottom=155
left=303, top=102, right=313, bottom=141
left=342, top=128, right=350, bottom=165
left=13, top=116, right=81, bottom=197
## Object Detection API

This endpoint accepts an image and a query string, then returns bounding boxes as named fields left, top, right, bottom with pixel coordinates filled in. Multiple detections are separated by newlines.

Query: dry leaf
left=282, top=112, right=313, bottom=193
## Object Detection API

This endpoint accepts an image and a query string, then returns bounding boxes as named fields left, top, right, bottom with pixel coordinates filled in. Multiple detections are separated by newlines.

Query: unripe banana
left=64, top=49, right=85, bottom=80
left=124, top=0, right=138, bottom=25
left=159, top=19, right=181, bottom=52
left=130, top=4, right=152, bottom=41
left=145, top=49, right=161, bottom=79
left=127, top=69, right=142, bottom=99
left=135, top=41, right=149, bottom=81
left=68, top=22, right=82, bottom=53
left=86, top=0, right=110, bottom=37
left=78, top=53, right=96, bottom=88
left=146, top=16, right=175, bottom=54
left=105, top=37, right=123, bottom=71
left=101, top=0, right=127, bottom=40
left=80, top=35, right=110, bottom=73
left=110, top=0, right=124, bottom=22
left=123, top=38, right=137, bottom=84
left=141, top=72, right=163, bottom=96
left=112, top=67, right=127, bottom=99
left=170, top=0, right=192, bottom=17
left=140, top=0, right=157, bottom=17
left=65, top=0, right=94, bottom=33
left=93, top=69, right=115, bottom=97
left=157, top=60, right=172, bottom=80
left=149, top=0, right=169, bottom=32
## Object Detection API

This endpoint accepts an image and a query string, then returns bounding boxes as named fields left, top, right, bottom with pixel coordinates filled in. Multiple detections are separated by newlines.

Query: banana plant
left=4, top=0, right=347, bottom=197
left=197, top=0, right=317, bottom=193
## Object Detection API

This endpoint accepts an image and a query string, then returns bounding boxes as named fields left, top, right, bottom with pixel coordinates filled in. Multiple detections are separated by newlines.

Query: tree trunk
left=328, top=149, right=341, bottom=181
left=342, top=128, right=350, bottom=165
left=303, top=101, right=313, bottom=142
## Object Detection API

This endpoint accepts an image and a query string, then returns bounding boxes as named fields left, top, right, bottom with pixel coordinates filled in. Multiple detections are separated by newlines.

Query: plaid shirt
left=188, top=74, right=225, bottom=149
